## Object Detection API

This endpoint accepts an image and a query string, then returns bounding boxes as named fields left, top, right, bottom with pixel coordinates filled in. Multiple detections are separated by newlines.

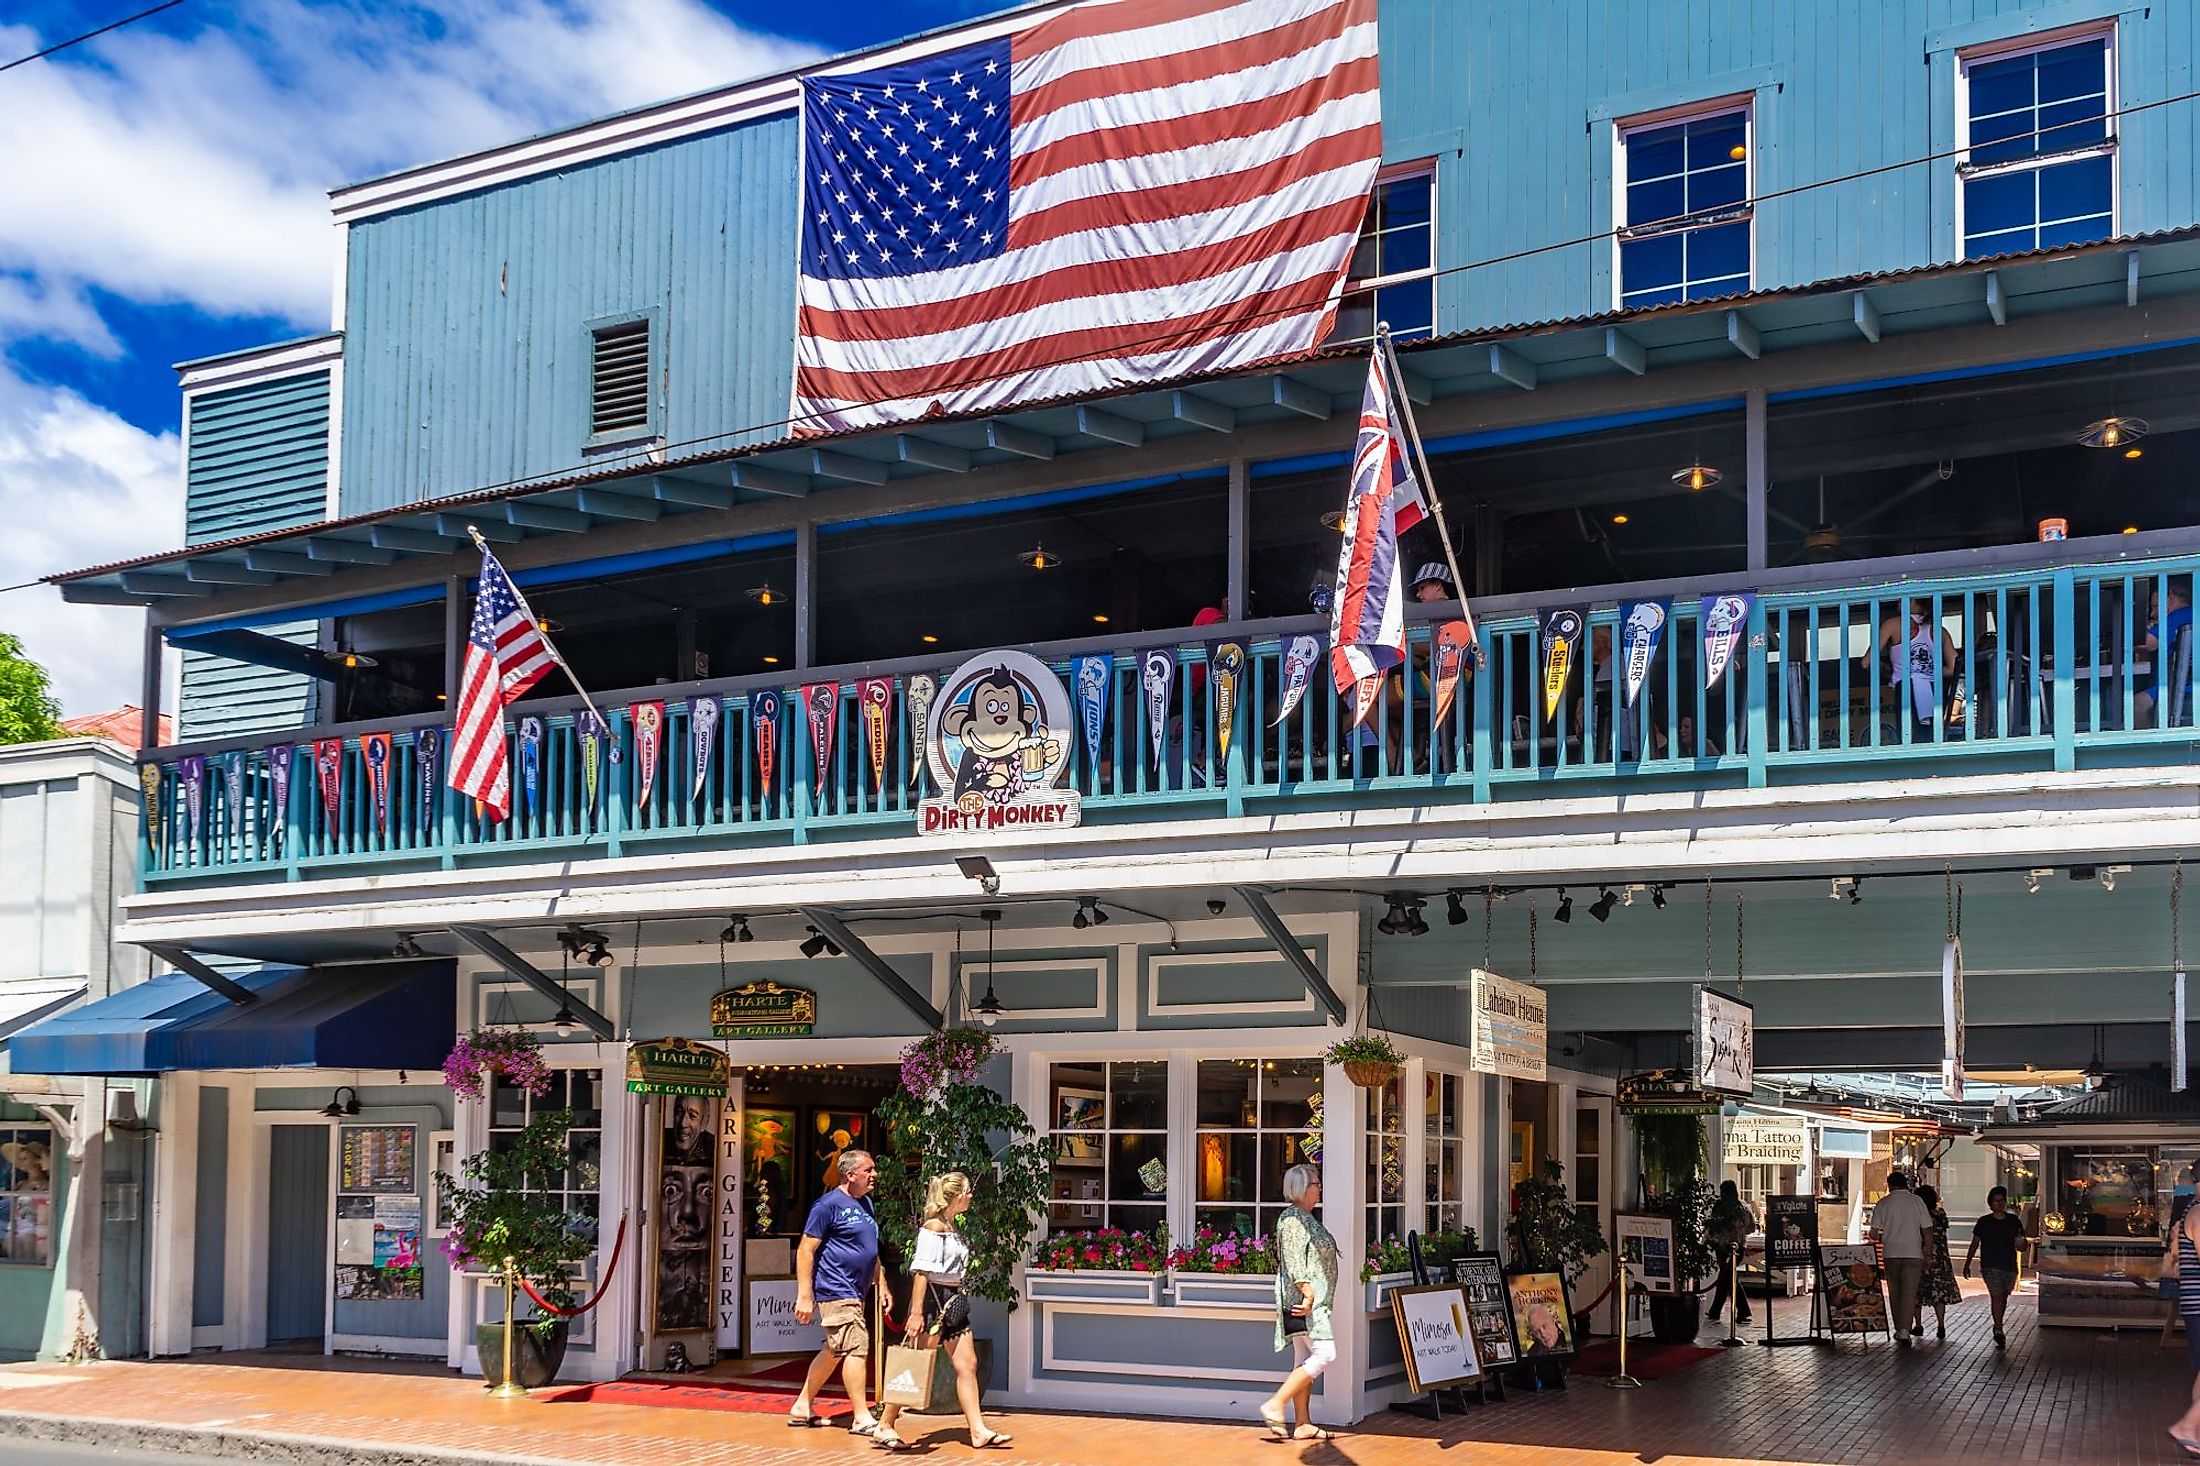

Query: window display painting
left=1616, top=1213, right=1677, bottom=1294
left=0, top=1126, right=56, bottom=1265
left=339, top=1125, right=416, bottom=1194
left=1505, top=1271, right=1576, bottom=1359
left=1820, top=1243, right=1890, bottom=1335
left=1447, top=1253, right=1518, bottom=1367
left=745, top=1107, right=797, bottom=1237
left=655, top=1095, right=720, bottom=1333
left=809, top=1109, right=867, bottom=1194
left=1055, top=1087, right=1104, bottom=1167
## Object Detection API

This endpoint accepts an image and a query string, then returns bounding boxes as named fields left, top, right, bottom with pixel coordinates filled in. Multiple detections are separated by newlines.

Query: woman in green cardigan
left=1258, top=1163, right=1338, bottom=1442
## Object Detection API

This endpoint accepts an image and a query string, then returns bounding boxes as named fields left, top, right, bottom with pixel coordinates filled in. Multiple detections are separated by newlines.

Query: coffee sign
left=919, top=650, right=1081, bottom=836
left=625, top=1036, right=731, bottom=1096
left=711, top=980, right=818, bottom=1040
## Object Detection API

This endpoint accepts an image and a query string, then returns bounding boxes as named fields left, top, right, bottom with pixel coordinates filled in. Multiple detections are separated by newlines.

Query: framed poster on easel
left=1761, top=1194, right=1833, bottom=1348
left=1819, top=1243, right=1891, bottom=1342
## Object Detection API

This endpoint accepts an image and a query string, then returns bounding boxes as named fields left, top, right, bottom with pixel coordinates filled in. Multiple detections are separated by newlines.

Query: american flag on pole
left=792, top=0, right=1382, bottom=434
left=450, top=545, right=560, bottom=822
left=1328, top=350, right=1424, bottom=698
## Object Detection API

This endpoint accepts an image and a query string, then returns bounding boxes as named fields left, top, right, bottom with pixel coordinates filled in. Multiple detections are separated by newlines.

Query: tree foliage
left=0, top=632, right=63, bottom=745
left=873, top=1078, right=1052, bottom=1305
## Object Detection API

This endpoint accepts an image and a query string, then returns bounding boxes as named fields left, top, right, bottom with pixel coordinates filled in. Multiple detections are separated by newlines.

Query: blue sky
left=0, top=0, right=1018, bottom=715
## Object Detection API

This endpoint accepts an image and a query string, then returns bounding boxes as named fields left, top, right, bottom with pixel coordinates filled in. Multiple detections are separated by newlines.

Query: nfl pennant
left=858, top=679, right=892, bottom=794
left=1350, top=673, right=1382, bottom=730
left=690, top=697, right=721, bottom=806
left=631, top=701, right=667, bottom=809
left=1701, top=592, right=1754, bottom=692
left=1072, top=655, right=1109, bottom=776
left=265, top=744, right=293, bottom=848
left=222, top=752, right=246, bottom=841
left=1140, top=649, right=1174, bottom=773
left=518, top=716, right=544, bottom=821
left=1272, top=634, right=1323, bottom=726
left=313, top=738, right=344, bottom=829
left=803, top=683, right=840, bottom=806
left=905, top=675, right=937, bottom=790
left=1431, top=621, right=1474, bottom=731
left=139, top=763, right=163, bottom=852
left=360, top=732, right=393, bottom=833
left=1620, top=599, right=1671, bottom=709
left=578, top=712, right=607, bottom=814
left=413, top=729, right=441, bottom=838
left=752, top=691, right=782, bottom=794
left=1208, top=642, right=1246, bottom=762
left=1540, top=609, right=1586, bottom=721
left=176, top=756, right=206, bottom=845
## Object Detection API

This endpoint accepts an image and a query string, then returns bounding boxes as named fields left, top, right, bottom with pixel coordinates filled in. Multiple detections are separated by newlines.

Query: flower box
left=1364, top=1271, right=1415, bottom=1313
left=1169, top=1270, right=1278, bottom=1309
left=1024, top=1268, right=1165, bottom=1306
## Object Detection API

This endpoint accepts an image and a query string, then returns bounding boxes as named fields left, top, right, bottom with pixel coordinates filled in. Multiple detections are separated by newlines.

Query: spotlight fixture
left=391, top=932, right=425, bottom=959
left=1071, top=896, right=1108, bottom=929
left=973, top=908, right=1005, bottom=1028
left=1019, top=542, right=1057, bottom=571
left=1446, top=890, right=1469, bottom=926
left=1206, top=898, right=1228, bottom=916
left=558, top=925, right=613, bottom=968
left=1588, top=887, right=1618, bottom=923
left=1553, top=888, right=1573, bottom=924
left=1671, top=463, right=1723, bottom=492
left=745, top=581, right=782, bottom=608
left=2078, top=416, right=2149, bottom=450
left=2026, top=868, right=2051, bottom=893
left=320, top=1085, right=360, bottom=1119
left=799, top=926, right=839, bottom=960
left=1621, top=885, right=1639, bottom=908
left=719, top=915, right=754, bottom=945
left=2068, top=865, right=2098, bottom=883
left=323, top=647, right=379, bottom=670
left=957, top=855, right=1001, bottom=896
left=2100, top=864, right=2130, bottom=892
left=1376, top=894, right=1428, bottom=937
left=1650, top=886, right=1668, bottom=911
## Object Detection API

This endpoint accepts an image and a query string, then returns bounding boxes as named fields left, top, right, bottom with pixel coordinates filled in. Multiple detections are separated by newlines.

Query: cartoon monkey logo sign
left=920, top=650, right=1081, bottom=836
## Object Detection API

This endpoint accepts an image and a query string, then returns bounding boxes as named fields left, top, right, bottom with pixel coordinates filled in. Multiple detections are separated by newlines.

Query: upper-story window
left=1959, top=28, right=2115, bottom=259
left=1617, top=103, right=1752, bottom=310
left=1332, top=163, right=1435, bottom=344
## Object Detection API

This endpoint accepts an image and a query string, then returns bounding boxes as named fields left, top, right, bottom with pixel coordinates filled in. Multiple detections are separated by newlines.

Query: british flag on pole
left=793, top=0, right=1382, bottom=434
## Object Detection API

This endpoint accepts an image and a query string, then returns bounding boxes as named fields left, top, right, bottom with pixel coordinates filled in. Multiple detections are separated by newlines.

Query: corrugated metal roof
left=2033, top=1073, right=2200, bottom=1122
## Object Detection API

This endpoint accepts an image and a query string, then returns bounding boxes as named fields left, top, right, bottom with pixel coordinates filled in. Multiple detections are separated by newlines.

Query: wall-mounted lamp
left=321, top=1085, right=361, bottom=1119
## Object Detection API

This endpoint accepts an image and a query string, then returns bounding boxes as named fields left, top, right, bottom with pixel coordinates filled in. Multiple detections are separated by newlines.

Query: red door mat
left=546, top=1372, right=847, bottom=1416
left=1566, top=1339, right=1723, bottom=1381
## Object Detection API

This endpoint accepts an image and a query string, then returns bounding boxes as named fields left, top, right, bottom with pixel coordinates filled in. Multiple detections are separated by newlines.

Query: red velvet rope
left=1575, top=1271, right=1618, bottom=1317
left=513, top=1214, right=630, bottom=1318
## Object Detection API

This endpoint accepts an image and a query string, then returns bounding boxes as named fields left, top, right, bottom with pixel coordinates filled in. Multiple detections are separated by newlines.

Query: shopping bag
left=880, top=1342, right=942, bottom=1408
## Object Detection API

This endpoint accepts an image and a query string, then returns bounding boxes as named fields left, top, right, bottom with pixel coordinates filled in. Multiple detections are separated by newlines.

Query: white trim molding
left=176, top=335, right=343, bottom=397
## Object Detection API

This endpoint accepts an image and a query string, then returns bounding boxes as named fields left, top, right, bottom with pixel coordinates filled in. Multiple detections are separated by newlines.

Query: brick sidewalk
left=0, top=1291, right=2192, bottom=1466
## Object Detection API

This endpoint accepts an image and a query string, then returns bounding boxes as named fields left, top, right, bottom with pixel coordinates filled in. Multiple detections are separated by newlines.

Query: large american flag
left=792, top=0, right=1382, bottom=434
left=450, top=546, right=559, bottom=822
left=1329, top=350, right=1424, bottom=697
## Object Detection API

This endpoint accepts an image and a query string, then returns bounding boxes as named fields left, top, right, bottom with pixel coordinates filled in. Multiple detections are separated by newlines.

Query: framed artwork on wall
left=1054, top=1086, right=1104, bottom=1167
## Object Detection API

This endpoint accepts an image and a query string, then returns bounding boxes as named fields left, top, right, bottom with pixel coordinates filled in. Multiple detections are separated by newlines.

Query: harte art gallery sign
left=919, top=650, right=1081, bottom=836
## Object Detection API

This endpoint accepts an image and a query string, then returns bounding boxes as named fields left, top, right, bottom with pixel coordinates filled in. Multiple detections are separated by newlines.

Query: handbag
left=881, top=1341, right=944, bottom=1408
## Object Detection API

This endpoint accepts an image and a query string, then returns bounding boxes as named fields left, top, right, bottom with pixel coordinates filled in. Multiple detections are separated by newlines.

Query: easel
left=1393, top=1234, right=1504, bottom=1415
left=1761, top=1243, right=1833, bottom=1348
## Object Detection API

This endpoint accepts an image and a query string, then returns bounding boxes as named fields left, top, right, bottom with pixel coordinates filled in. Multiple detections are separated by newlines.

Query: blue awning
left=8, top=959, right=456, bottom=1076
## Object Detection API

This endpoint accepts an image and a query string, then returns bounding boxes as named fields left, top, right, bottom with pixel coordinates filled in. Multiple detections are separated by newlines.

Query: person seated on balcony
left=1406, top=563, right=1468, bottom=773
left=1874, top=599, right=1958, bottom=737
left=1675, top=711, right=1721, bottom=759
left=2139, top=584, right=2194, bottom=728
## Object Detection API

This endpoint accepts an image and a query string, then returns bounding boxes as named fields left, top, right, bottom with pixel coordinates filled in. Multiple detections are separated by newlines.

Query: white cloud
left=0, top=366, right=179, bottom=718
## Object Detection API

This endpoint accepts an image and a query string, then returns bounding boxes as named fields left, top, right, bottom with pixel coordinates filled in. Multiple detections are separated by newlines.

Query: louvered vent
left=590, top=320, right=652, bottom=436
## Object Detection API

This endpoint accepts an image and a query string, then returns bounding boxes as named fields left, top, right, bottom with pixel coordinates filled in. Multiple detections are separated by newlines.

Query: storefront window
left=488, top=1070, right=604, bottom=1239
left=2045, top=1148, right=2156, bottom=1237
left=1426, top=1072, right=1467, bottom=1233
left=0, top=1124, right=54, bottom=1265
left=1192, top=1058, right=1321, bottom=1240
left=1048, top=1061, right=1168, bottom=1236
left=1366, top=1069, right=1407, bottom=1242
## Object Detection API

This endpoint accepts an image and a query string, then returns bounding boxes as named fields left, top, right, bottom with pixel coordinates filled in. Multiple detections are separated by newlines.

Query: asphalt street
left=2, top=1441, right=240, bottom=1466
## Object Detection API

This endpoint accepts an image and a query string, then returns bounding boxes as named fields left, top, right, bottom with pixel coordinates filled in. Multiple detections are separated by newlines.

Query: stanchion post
left=1721, top=1247, right=1745, bottom=1347
left=1607, top=1263, right=1642, bottom=1389
left=489, top=1255, right=528, bottom=1401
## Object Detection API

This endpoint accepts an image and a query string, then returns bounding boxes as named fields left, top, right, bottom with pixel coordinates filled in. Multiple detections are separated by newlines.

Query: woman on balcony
left=1258, top=1164, right=1338, bottom=1443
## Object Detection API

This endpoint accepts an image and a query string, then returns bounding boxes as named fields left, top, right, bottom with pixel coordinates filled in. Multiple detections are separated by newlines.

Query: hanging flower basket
left=1326, top=1033, right=1404, bottom=1089
left=1342, top=1059, right=1400, bottom=1088
left=444, top=1027, right=552, bottom=1103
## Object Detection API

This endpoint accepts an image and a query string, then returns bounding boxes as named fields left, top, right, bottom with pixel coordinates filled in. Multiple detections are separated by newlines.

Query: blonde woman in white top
left=875, top=1172, right=1012, bottom=1451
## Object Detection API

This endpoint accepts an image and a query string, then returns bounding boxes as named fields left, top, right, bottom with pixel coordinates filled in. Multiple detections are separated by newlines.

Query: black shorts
left=924, top=1283, right=972, bottom=1342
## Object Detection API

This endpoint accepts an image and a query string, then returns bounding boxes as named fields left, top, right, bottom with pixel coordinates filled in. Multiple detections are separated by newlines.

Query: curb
left=0, top=1409, right=572, bottom=1466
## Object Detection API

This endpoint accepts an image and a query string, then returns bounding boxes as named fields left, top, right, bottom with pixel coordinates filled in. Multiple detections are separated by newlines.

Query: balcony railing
left=138, top=551, right=2200, bottom=884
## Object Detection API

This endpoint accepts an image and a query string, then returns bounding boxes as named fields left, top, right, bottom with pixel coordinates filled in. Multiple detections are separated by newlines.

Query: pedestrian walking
left=2165, top=1193, right=2200, bottom=1455
left=1915, top=1183, right=1962, bottom=1340
left=1870, top=1171, right=1934, bottom=1347
left=874, top=1172, right=1011, bottom=1452
left=1706, top=1180, right=1756, bottom=1325
left=790, top=1148, right=891, bottom=1436
left=1962, top=1185, right=2025, bottom=1351
left=1258, top=1164, right=1338, bottom=1443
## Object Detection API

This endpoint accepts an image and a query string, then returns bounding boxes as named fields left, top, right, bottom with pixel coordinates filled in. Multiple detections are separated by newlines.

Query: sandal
left=787, top=1409, right=827, bottom=1428
left=1293, top=1427, right=1333, bottom=1442
left=1257, top=1404, right=1289, bottom=1440
left=971, top=1430, right=1013, bottom=1449
left=875, top=1432, right=916, bottom=1452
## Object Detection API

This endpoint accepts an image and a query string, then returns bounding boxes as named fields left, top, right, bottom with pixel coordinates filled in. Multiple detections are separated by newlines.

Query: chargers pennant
left=360, top=732, right=393, bottom=833
left=905, top=675, right=937, bottom=791
left=858, top=679, right=893, bottom=794
left=632, top=701, right=666, bottom=809
left=1621, top=599, right=1670, bottom=709
left=176, top=755, right=206, bottom=845
left=413, top=729, right=441, bottom=838
left=1208, top=641, right=1246, bottom=762
left=1432, top=621, right=1474, bottom=731
left=804, top=683, right=840, bottom=807
left=1140, top=649, right=1174, bottom=774
left=690, top=697, right=721, bottom=806
left=313, top=738, right=344, bottom=829
left=1273, top=634, right=1323, bottom=726
left=1701, top=592, right=1754, bottom=692
left=1072, top=655, right=1109, bottom=777
left=517, top=717, right=543, bottom=821
left=1540, top=609, right=1585, bottom=722
left=752, top=691, right=782, bottom=796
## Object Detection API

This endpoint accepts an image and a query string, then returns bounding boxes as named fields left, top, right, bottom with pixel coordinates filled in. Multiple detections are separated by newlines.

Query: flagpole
left=1376, top=325, right=1479, bottom=656
left=464, top=525, right=610, bottom=732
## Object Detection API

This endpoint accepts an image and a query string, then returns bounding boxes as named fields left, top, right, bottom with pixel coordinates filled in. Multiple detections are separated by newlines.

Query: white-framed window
left=1045, top=1059, right=1168, bottom=1236
left=1958, top=26, right=2115, bottom=259
left=1366, top=1067, right=1407, bottom=1243
left=487, top=1069, right=604, bottom=1243
left=0, top=1124, right=55, bottom=1265
left=1331, top=162, right=1436, bottom=344
left=1424, top=1070, right=1468, bottom=1234
left=1192, top=1058, right=1323, bottom=1240
left=1616, top=102, right=1752, bottom=309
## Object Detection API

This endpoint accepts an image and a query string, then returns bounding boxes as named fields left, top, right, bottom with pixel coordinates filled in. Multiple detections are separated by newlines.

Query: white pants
left=1289, top=1336, right=1336, bottom=1378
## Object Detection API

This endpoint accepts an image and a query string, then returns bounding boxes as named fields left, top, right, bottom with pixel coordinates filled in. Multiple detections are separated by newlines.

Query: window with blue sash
left=1617, top=106, right=1752, bottom=310
left=1331, top=164, right=1436, bottom=344
left=1960, top=31, right=2115, bottom=259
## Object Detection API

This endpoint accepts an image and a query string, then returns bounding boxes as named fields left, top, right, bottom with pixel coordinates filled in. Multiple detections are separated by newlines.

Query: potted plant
left=1324, top=1033, right=1404, bottom=1089
left=1632, top=1110, right=1715, bottom=1343
left=1509, top=1160, right=1608, bottom=1317
left=1166, top=1226, right=1278, bottom=1308
left=1026, top=1226, right=1170, bottom=1305
left=1361, top=1226, right=1476, bottom=1310
left=437, top=1106, right=588, bottom=1389
left=442, top=1026, right=553, bottom=1102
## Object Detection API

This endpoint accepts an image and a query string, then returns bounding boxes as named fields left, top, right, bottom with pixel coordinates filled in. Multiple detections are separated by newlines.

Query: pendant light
left=745, top=581, right=782, bottom=607
left=552, top=945, right=577, bottom=1038
left=2078, top=416, right=2149, bottom=451
left=1671, top=463, right=1723, bottom=492
left=973, top=909, right=1005, bottom=1027
left=1019, top=542, right=1056, bottom=571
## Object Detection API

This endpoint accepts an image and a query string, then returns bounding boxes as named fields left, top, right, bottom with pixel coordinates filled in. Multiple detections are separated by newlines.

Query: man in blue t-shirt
left=789, top=1147, right=889, bottom=1434
left=2142, top=584, right=2194, bottom=726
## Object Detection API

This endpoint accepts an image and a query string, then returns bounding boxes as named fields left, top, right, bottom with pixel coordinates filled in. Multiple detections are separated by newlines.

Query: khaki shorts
left=820, top=1297, right=870, bottom=1359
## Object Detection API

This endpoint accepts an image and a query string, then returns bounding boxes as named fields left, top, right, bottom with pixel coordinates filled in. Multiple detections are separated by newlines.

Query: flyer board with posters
left=1616, top=1213, right=1677, bottom=1294
left=1819, top=1243, right=1890, bottom=1335
left=1447, top=1252, right=1518, bottom=1367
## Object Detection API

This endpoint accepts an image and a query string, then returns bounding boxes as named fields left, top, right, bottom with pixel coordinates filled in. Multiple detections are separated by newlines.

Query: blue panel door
left=265, top=1126, right=329, bottom=1345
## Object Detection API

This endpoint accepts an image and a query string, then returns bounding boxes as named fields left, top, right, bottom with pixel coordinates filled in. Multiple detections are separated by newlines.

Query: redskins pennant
left=1207, top=641, right=1246, bottom=761
left=313, top=738, right=344, bottom=830
left=859, top=678, right=893, bottom=794
left=689, top=697, right=720, bottom=806
left=803, top=683, right=840, bottom=806
left=752, top=691, right=782, bottom=795
left=1432, top=620, right=1474, bottom=731
left=905, top=675, right=937, bottom=790
left=1539, top=609, right=1585, bottom=722
left=360, top=732, right=393, bottom=833
left=631, top=701, right=666, bottom=809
